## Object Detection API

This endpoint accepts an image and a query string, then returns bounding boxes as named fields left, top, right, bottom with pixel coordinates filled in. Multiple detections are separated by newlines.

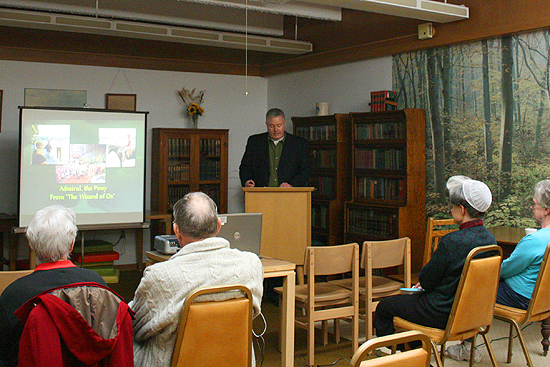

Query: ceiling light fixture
left=298, top=0, right=468, bottom=23
left=0, top=7, right=313, bottom=54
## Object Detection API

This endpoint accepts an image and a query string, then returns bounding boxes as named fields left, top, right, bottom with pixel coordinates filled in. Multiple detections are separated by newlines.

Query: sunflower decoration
left=177, top=87, right=205, bottom=128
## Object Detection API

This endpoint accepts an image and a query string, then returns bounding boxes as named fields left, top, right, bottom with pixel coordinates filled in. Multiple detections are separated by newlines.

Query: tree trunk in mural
left=481, top=39, right=493, bottom=165
left=427, top=49, right=446, bottom=203
left=500, top=36, right=514, bottom=198
left=440, top=47, right=453, bottom=164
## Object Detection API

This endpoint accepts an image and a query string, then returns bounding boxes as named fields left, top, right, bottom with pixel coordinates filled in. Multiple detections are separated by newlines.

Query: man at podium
left=239, top=108, right=312, bottom=188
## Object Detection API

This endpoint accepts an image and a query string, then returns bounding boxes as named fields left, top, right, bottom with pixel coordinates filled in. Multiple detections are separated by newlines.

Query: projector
left=154, top=235, right=180, bottom=254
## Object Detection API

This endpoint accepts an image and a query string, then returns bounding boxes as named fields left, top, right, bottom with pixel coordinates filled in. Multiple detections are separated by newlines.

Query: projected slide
left=19, top=108, right=147, bottom=227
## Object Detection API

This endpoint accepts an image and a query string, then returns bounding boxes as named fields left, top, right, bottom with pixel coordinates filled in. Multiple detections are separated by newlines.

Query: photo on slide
left=99, top=127, right=137, bottom=168
left=55, top=144, right=106, bottom=184
left=30, top=125, right=70, bottom=165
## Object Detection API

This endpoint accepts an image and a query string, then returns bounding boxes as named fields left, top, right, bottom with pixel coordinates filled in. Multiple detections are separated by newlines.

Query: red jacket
left=15, top=282, right=134, bottom=367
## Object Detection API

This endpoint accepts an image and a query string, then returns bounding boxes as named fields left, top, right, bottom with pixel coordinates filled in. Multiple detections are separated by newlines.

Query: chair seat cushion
left=330, top=276, right=403, bottom=297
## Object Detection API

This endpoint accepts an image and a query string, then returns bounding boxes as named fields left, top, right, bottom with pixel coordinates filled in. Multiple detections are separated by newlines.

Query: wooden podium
left=243, top=187, right=313, bottom=266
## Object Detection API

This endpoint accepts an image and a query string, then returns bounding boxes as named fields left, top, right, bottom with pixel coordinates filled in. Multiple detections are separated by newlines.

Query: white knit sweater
left=129, top=237, right=264, bottom=367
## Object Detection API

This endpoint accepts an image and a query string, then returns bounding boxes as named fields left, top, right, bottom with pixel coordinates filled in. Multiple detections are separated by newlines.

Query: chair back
left=0, top=270, right=33, bottom=295
left=524, top=241, right=550, bottom=321
left=350, top=330, right=440, bottom=367
left=304, top=243, right=358, bottom=276
left=170, top=284, right=253, bottom=367
left=424, top=218, right=458, bottom=266
left=446, top=245, right=502, bottom=339
left=363, top=237, right=411, bottom=283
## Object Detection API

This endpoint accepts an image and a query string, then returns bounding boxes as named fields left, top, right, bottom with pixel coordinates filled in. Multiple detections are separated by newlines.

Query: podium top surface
left=243, top=187, right=314, bottom=193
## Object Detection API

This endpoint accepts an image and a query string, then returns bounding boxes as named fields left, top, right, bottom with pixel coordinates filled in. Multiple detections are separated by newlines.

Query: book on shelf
left=356, top=122, right=406, bottom=140
left=311, top=149, right=337, bottom=169
left=354, top=148, right=405, bottom=170
left=168, top=138, right=191, bottom=156
left=370, top=90, right=397, bottom=112
left=347, top=208, right=397, bottom=238
left=295, top=124, right=336, bottom=141
left=356, top=177, right=406, bottom=201
left=72, top=251, right=120, bottom=264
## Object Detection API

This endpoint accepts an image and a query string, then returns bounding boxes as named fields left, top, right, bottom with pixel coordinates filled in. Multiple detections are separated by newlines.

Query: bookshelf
left=345, top=109, right=426, bottom=271
left=292, top=114, right=352, bottom=246
left=151, top=128, right=228, bottom=214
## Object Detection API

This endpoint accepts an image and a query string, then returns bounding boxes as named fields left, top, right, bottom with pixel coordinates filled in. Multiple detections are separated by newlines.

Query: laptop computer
left=217, top=213, right=262, bottom=256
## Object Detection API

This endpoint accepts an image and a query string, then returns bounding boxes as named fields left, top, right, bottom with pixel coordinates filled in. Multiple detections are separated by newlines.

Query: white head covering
left=446, top=175, right=492, bottom=212
left=462, top=180, right=492, bottom=212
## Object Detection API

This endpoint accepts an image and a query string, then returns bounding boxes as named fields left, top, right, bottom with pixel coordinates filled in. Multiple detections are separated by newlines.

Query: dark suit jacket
left=239, top=132, right=312, bottom=187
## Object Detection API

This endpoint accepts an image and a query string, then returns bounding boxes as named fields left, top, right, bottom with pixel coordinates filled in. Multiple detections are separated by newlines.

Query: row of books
left=312, top=204, right=329, bottom=229
left=168, top=185, right=191, bottom=209
left=356, top=122, right=406, bottom=140
left=199, top=160, right=221, bottom=180
left=356, top=177, right=406, bottom=201
left=199, top=139, right=222, bottom=156
left=168, top=185, right=221, bottom=209
left=295, top=124, right=337, bottom=141
left=347, top=208, right=397, bottom=238
left=71, top=240, right=120, bottom=283
left=310, top=175, right=336, bottom=196
left=168, top=163, right=191, bottom=182
left=370, top=90, right=398, bottom=112
left=199, top=184, right=221, bottom=207
left=312, top=149, right=337, bottom=169
left=354, top=148, right=405, bottom=170
left=168, top=138, right=191, bottom=156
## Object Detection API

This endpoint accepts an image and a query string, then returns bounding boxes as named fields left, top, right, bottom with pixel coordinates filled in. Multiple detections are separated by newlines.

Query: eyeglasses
left=532, top=202, right=545, bottom=210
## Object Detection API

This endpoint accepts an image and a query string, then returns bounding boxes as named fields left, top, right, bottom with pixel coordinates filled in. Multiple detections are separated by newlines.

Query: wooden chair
left=0, top=269, right=33, bottom=294
left=276, top=243, right=360, bottom=367
left=170, top=284, right=253, bottom=367
left=423, top=218, right=458, bottom=266
left=330, top=237, right=411, bottom=340
left=394, top=245, right=502, bottom=367
left=350, top=330, right=443, bottom=367
left=494, top=241, right=550, bottom=367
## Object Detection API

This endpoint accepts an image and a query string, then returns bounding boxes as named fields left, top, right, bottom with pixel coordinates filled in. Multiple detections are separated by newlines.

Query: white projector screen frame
left=18, top=107, right=147, bottom=227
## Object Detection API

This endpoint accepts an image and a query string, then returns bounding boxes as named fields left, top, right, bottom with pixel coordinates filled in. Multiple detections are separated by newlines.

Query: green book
left=87, top=266, right=117, bottom=277
left=102, top=269, right=120, bottom=284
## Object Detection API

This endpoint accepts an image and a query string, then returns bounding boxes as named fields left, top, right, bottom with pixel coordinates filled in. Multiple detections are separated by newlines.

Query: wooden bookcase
left=292, top=114, right=352, bottom=246
left=345, top=109, right=426, bottom=271
left=151, top=128, right=228, bottom=214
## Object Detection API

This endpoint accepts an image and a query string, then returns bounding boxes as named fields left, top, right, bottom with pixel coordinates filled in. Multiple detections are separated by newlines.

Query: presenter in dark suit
left=239, top=108, right=312, bottom=187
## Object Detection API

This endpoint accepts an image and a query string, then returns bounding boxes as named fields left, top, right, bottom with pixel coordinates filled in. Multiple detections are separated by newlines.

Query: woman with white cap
left=373, top=175, right=497, bottom=349
left=447, top=179, right=550, bottom=362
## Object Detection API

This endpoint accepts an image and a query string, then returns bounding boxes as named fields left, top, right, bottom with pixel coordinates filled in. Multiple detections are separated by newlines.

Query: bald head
left=172, top=192, right=219, bottom=240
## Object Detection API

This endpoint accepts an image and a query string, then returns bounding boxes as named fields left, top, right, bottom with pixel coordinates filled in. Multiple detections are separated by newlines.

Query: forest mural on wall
left=392, top=28, right=550, bottom=228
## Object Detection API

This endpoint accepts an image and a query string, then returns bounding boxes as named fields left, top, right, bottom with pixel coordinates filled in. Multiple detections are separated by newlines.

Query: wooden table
left=488, top=226, right=526, bottom=258
left=146, top=251, right=296, bottom=367
left=488, top=225, right=550, bottom=355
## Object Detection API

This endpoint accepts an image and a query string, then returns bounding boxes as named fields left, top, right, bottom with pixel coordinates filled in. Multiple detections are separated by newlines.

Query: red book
left=72, top=251, right=119, bottom=264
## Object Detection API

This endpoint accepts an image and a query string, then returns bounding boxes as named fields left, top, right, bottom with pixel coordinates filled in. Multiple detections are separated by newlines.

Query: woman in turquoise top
left=447, top=179, right=550, bottom=362
left=498, top=179, right=550, bottom=309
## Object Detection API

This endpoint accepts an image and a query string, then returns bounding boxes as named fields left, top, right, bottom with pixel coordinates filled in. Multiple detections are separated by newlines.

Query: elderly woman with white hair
left=447, top=179, right=550, bottom=362
left=373, top=176, right=497, bottom=345
left=0, top=205, right=106, bottom=367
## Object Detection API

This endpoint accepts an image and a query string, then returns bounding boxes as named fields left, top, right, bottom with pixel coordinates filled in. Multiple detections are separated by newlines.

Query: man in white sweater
left=129, top=192, right=264, bottom=367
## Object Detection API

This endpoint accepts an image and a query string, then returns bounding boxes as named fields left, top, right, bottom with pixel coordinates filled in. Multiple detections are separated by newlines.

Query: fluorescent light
left=0, top=8, right=313, bottom=54
left=298, top=0, right=469, bottom=23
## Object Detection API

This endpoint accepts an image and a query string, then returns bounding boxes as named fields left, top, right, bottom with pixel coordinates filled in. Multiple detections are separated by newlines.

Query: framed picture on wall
left=106, top=93, right=137, bottom=111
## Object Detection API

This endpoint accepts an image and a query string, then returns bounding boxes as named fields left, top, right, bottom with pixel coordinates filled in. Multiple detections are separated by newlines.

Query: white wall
left=0, top=55, right=392, bottom=266
left=267, top=56, right=393, bottom=128
left=0, top=60, right=267, bottom=265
